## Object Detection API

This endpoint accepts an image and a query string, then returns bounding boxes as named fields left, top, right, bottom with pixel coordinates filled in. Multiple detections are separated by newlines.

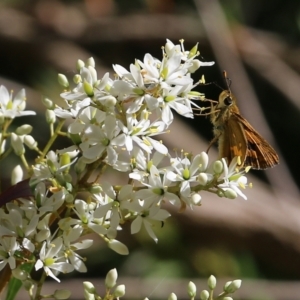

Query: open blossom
left=0, top=86, right=36, bottom=118
left=217, top=157, right=248, bottom=200
left=35, top=237, right=74, bottom=282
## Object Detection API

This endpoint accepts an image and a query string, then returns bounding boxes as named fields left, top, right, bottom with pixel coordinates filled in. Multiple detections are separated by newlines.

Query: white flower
left=135, top=165, right=180, bottom=206
left=129, top=148, right=166, bottom=182
left=62, top=227, right=93, bottom=272
left=59, top=199, right=107, bottom=235
left=0, top=86, right=36, bottom=118
left=94, top=183, right=134, bottom=239
left=217, top=157, right=248, bottom=200
left=0, top=236, right=19, bottom=271
left=167, top=154, right=205, bottom=206
left=31, top=151, right=76, bottom=185
left=80, top=115, right=126, bottom=164
left=120, top=115, right=168, bottom=154
left=35, top=237, right=74, bottom=282
left=130, top=199, right=170, bottom=242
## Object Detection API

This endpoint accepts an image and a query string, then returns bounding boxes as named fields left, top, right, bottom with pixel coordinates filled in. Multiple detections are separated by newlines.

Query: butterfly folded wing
left=225, top=116, right=248, bottom=167
left=233, top=113, right=279, bottom=169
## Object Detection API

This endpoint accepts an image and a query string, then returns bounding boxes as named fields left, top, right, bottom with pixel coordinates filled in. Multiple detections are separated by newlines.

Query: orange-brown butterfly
left=205, top=71, right=279, bottom=170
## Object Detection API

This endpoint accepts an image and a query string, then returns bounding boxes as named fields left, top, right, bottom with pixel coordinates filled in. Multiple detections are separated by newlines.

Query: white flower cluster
left=0, top=40, right=249, bottom=287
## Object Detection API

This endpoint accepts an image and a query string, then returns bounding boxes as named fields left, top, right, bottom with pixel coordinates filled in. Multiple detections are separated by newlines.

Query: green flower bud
left=224, top=279, right=242, bottom=293
left=114, top=284, right=125, bottom=297
left=46, top=109, right=56, bottom=124
left=83, top=281, right=96, bottom=294
left=11, top=133, right=24, bottom=156
left=53, top=289, right=72, bottom=300
left=89, top=185, right=102, bottom=194
left=168, top=293, right=177, bottom=300
left=105, top=268, right=118, bottom=289
left=224, top=188, right=237, bottom=199
left=24, top=135, right=37, bottom=149
left=58, top=74, right=69, bottom=88
left=86, top=57, right=95, bottom=68
left=207, top=275, right=216, bottom=290
left=73, top=74, right=82, bottom=84
left=16, top=124, right=32, bottom=135
left=213, top=160, right=223, bottom=174
left=187, top=281, right=196, bottom=298
left=76, top=59, right=85, bottom=71
left=42, top=97, right=54, bottom=109
left=12, top=267, right=27, bottom=281
left=200, top=290, right=209, bottom=300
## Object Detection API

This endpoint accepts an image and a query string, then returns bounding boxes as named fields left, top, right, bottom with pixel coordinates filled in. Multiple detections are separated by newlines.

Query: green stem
left=38, top=119, right=66, bottom=162
left=34, top=271, right=47, bottom=300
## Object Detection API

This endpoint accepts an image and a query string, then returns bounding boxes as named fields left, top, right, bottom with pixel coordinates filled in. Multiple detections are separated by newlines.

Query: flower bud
left=200, top=290, right=209, bottom=300
left=191, top=193, right=201, bottom=205
left=58, top=74, right=69, bottom=88
left=114, top=284, right=125, bottom=297
left=168, top=293, right=177, bottom=300
left=12, top=267, right=27, bottom=280
left=46, top=109, right=56, bottom=124
left=11, top=132, right=25, bottom=156
left=207, top=275, right=216, bottom=290
left=42, top=97, right=54, bottom=109
left=86, top=57, right=95, bottom=68
left=89, top=185, right=102, bottom=194
left=76, top=59, right=85, bottom=71
left=108, top=240, right=129, bottom=255
left=105, top=268, right=118, bottom=289
left=224, top=279, right=242, bottom=293
left=24, top=135, right=37, bottom=149
left=187, top=281, right=196, bottom=298
left=83, top=281, right=96, bottom=294
left=224, top=189, right=237, bottom=199
left=213, top=160, right=223, bottom=174
left=73, top=74, right=82, bottom=84
left=54, top=289, right=71, bottom=300
left=11, top=165, right=23, bottom=185
left=198, top=173, right=207, bottom=185
left=199, top=152, right=209, bottom=171
left=16, top=124, right=32, bottom=135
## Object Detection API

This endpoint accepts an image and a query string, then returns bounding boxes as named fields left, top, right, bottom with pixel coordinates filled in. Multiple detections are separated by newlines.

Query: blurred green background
left=1, top=0, right=300, bottom=299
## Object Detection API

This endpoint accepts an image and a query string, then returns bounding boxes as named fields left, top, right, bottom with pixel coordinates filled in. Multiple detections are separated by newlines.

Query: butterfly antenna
left=223, top=70, right=232, bottom=92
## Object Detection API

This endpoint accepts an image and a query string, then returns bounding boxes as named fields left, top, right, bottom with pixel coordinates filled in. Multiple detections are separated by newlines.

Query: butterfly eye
left=224, top=96, right=233, bottom=106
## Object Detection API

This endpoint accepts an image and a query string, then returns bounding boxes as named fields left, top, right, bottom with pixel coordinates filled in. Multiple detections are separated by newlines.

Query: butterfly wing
left=223, top=115, right=248, bottom=167
left=233, top=113, right=279, bottom=169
